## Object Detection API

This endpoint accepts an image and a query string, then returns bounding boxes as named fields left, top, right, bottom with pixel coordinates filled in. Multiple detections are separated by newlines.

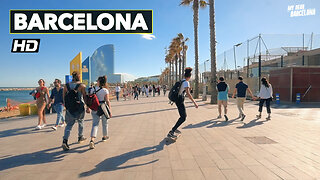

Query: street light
left=233, top=43, right=242, bottom=76
left=202, top=59, right=209, bottom=101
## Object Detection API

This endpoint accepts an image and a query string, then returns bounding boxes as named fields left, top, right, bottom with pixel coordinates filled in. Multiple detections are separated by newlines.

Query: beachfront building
left=70, top=44, right=135, bottom=85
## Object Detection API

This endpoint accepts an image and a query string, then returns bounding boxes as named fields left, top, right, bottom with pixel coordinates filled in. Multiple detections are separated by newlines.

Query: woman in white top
left=256, top=77, right=273, bottom=120
left=88, top=76, right=112, bottom=149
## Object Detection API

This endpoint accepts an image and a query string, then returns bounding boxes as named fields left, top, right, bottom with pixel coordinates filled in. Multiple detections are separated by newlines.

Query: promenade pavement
left=1, top=95, right=320, bottom=180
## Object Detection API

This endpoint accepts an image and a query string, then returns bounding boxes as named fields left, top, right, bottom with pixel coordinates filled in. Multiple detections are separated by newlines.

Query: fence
left=198, top=33, right=320, bottom=95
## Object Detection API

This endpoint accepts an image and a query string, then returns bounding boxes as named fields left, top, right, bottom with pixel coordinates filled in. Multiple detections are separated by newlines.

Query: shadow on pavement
left=206, top=118, right=242, bottom=128
left=183, top=118, right=219, bottom=129
left=111, top=100, right=170, bottom=107
left=236, top=118, right=269, bottom=129
left=0, top=123, right=57, bottom=139
left=0, top=142, right=92, bottom=172
left=112, top=103, right=208, bottom=119
left=79, top=139, right=167, bottom=178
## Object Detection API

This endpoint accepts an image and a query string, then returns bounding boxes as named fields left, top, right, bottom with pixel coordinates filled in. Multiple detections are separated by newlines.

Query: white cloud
left=141, top=34, right=156, bottom=40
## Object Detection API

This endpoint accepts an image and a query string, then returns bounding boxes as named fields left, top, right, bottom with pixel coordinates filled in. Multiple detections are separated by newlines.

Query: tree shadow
left=236, top=118, right=269, bottom=129
left=79, top=139, right=167, bottom=178
left=0, top=142, right=92, bottom=172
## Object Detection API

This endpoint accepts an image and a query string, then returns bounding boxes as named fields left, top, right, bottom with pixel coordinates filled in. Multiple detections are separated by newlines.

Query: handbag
left=96, top=102, right=111, bottom=119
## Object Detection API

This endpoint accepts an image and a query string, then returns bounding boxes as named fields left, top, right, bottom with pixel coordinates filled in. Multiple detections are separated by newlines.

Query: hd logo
left=11, top=39, right=40, bottom=53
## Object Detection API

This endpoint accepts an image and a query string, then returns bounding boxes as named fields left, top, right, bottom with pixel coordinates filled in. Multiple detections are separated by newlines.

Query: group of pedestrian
left=216, top=76, right=273, bottom=122
left=33, top=71, right=112, bottom=151
left=167, top=68, right=273, bottom=139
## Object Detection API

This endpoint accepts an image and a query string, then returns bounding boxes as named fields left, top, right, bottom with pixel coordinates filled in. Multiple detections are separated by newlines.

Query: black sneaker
left=102, top=136, right=109, bottom=142
left=78, top=136, right=87, bottom=144
left=62, top=139, right=70, bottom=151
left=241, top=114, right=246, bottom=121
left=224, top=115, right=229, bottom=122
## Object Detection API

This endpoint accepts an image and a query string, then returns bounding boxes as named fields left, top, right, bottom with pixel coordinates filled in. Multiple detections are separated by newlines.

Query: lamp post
left=233, top=43, right=242, bottom=78
left=202, top=59, right=209, bottom=101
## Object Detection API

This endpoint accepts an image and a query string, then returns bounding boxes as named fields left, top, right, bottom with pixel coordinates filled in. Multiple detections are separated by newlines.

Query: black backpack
left=168, top=80, right=186, bottom=103
left=65, top=83, right=84, bottom=115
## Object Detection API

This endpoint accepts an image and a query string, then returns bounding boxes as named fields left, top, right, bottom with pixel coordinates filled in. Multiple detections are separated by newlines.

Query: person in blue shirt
left=48, top=79, right=65, bottom=130
left=216, top=77, right=229, bottom=121
left=232, top=76, right=255, bottom=121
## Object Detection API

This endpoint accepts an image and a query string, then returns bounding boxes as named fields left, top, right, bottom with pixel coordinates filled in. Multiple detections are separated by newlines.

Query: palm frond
left=199, top=0, right=208, bottom=8
left=180, top=0, right=193, bottom=6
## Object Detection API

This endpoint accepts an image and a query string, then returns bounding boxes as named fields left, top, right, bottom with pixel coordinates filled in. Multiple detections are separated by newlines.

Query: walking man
left=49, top=79, right=65, bottom=130
left=115, top=84, right=121, bottom=101
left=62, top=71, right=88, bottom=151
left=232, top=76, right=255, bottom=121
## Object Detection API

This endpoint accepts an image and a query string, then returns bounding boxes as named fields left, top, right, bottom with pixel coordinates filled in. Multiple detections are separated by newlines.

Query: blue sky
left=0, top=0, right=319, bottom=87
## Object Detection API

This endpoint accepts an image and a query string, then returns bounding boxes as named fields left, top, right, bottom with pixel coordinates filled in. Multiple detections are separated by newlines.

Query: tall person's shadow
left=79, top=139, right=167, bottom=178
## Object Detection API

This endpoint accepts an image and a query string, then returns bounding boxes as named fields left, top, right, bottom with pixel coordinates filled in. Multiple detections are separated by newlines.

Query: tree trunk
left=169, top=62, right=172, bottom=87
left=193, top=1, right=199, bottom=99
left=175, top=54, right=178, bottom=82
left=182, top=44, right=185, bottom=77
left=179, top=55, right=182, bottom=80
left=209, top=0, right=218, bottom=104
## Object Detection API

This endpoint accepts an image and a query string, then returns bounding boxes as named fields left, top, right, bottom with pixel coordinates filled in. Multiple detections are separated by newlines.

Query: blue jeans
left=54, top=104, right=64, bottom=126
left=63, top=110, right=85, bottom=140
left=116, top=92, right=120, bottom=101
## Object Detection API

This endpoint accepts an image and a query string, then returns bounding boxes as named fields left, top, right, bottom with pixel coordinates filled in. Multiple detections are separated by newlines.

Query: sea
left=0, top=88, right=36, bottom=107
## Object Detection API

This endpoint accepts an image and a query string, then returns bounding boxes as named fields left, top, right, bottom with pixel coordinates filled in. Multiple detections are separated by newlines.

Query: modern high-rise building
left=90, top=44, right=115, bottom=83
left=69, top=44, right=136, bottom=84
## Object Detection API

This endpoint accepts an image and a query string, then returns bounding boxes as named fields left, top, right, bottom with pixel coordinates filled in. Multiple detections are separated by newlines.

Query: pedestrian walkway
left=1, top=96, right=320, bottom=179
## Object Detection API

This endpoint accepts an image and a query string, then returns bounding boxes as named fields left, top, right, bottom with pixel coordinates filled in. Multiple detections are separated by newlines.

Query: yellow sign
left=70, top=52, right=82, bottom=82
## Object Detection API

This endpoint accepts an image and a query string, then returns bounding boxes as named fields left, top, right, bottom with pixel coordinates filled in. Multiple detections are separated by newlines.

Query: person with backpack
left=49, top=79, right=65, bottom=130
left=232, top=76, right=255, bottom=121
left=217, top=77, right=230, bottom=121
left=62, top=71, right=88, bottom=151
left=167, top=67, right=198, bottom=138
left=87, top=76, right=112, bottom=149
left=256, top=77, right=273, bottom=120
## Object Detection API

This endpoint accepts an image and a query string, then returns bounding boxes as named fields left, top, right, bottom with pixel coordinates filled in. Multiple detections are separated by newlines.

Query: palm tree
left=180, top=0, right=207, bottom=99
left=177, top=33, right=189, bottom=79
left=209, top=0, right=218, bottom=104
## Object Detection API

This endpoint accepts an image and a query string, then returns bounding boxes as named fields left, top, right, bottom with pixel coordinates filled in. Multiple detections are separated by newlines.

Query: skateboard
left=165, top=133, right=181, bottom=143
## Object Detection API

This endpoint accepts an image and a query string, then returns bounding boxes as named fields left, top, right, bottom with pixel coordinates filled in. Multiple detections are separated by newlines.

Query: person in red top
left=33, top=79, right=50, bottom=130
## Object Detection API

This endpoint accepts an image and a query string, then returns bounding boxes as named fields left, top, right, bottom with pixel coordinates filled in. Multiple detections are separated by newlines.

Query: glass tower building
left=90, top=44, right=115, bottom=83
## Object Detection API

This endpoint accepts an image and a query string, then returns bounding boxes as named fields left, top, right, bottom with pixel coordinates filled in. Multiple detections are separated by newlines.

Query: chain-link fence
left=198, top=33, right=320, bottom=94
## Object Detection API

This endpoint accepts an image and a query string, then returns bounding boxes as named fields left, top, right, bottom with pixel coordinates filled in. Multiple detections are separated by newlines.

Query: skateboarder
left=167, top=67, right=198, bottom=139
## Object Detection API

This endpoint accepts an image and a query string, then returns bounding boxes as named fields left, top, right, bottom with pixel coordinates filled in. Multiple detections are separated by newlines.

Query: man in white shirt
left=115, top=84, right=121, bottom=101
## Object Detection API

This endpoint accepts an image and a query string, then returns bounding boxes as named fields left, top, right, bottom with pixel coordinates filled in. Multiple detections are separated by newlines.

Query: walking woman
left=256, top=77, right=273, bottom=120
left=88, top=76, right=112, bottom=149
left=167, top=67, right=198, bottom=138
left=34, top=79, right=50, bottom=130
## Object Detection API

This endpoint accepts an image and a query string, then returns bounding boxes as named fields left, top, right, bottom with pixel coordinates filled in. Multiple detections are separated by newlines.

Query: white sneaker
left=35, top=125, right=42, bottom=130
left=41, top=124, right=47, bottom=128
left=51, top=126, right=57, bottom=131
left=59, top=124, right=65, bottom=127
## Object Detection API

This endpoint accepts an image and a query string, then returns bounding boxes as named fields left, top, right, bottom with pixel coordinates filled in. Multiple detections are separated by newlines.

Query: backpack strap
left=66, top=83, right=71, bottom=92
left=75, top=83, right=81, bottom=91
